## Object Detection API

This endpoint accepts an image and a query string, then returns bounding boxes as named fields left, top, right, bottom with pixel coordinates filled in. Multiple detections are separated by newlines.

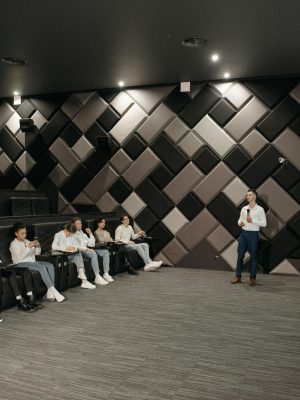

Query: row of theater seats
left=0, top=215, right=145, bottom=311
left=10, top=196, right=50, bottom=216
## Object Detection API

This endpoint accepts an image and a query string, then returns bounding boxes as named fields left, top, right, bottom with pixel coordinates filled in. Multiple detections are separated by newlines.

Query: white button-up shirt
left=52, top=230, right=79, bottom=251
left=115, top=224, right=139, bottom=244
left=10, top=238, right=41, bottom=264
left=238, top=204, right=267, bottom=231
left=73, top=230, right=95, bottom=250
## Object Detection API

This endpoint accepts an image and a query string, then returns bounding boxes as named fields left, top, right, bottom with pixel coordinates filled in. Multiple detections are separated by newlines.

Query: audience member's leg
left=95, top=249, right=114, bottom=282
left=83, top=251, right=108, bottom=285
left=2, top=269, right=34, bottom=312
left=68, top=253, right=95, bottom=289
left=14, top=267, right=43, bottom=309
left=16, top=262, right=65, bottom=302
left=127, top=243, right=151, bottom=265
left=127, top=243, right=162, bottom=271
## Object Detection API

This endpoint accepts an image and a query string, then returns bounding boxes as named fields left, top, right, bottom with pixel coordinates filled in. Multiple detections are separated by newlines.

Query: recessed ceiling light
left=224, top=72, right=230, bottom=79
left=181, top=37, right=209, bottom=48
left=211, top=54, right=219, bottom=62
left=118, top=81, right=124, bottom=87
left=13, top=91, right=19, bottom=96
left=1, top=57, right=28, bottom=66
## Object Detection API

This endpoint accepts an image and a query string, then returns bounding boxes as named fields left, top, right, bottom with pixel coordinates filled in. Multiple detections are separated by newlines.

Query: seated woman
left=93, top=218, right=115, bottom=282
left=52, top=223, right=95, bottom=289
left=0, top=257, right=39, bottom=312
left=72, top=217, right=113, bottom=284
left=10, top=222, right=65, bottom=303
left=94, top=218, right=114, bottom=244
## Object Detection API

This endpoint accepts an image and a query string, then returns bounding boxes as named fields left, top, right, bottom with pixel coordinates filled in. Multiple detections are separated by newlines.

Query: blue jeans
left=94, top=249, right=110, bottom=274
left=126, top=243, right=151, bottom=265
left=16, top=261, right=55, bottom=289
left=236, top=230, right=259, bottom=279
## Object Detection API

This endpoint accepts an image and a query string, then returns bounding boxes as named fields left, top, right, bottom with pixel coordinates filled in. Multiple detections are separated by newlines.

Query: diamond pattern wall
left=0, top=79, right=299, bottom=274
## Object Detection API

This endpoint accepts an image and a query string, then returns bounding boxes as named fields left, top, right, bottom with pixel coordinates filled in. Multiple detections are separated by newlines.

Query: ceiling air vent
left=1, top=57, right=28, bottom=66
left=181, top=37, right=209, bottom=48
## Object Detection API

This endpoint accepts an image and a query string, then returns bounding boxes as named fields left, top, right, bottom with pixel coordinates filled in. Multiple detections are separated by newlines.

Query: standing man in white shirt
left=52, top=223, right=95, bottom=289
left=115, top=215, right=162, bottom=272
left=72, top=217, right=113, bottom=284
left=10, top=222, right=65, bottom=302
left=231, top=189, right=267, bottom=286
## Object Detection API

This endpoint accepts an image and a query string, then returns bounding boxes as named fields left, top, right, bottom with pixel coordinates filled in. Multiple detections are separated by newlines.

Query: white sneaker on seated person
left=151, top=261, right=163, bottom=267
left=46, top=288, right=55, bottom=301
left=103, top=273, right=114, bottom=283
left=144, top=262, right=160, bottom=272
left=94, top=274, right=109, bottom=285
left=81, top=280, right=96, bottom=289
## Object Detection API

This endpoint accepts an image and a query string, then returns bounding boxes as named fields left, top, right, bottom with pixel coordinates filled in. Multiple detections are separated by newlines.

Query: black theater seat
left=0, top=225, right=14, bottom=264
left=33, top=222, right=61, bottom=252
left=0, top=212, right=120, bottom=310
left=10, top=197, right=32, bottom=216
left=67, top=261, right=81, bottom=288
left=31, top=197, right=50, bottom=215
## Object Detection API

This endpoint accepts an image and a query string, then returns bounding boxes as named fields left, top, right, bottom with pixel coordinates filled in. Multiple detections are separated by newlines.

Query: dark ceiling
left=0, top=0, right=300, bottom=98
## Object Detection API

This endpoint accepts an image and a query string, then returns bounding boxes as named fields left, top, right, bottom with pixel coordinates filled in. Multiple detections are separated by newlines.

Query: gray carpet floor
left=0, top=267, right=299, bottom=400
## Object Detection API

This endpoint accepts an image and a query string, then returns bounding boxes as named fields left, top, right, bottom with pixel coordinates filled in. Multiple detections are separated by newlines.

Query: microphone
left=247, top=209, right=250, bottom=222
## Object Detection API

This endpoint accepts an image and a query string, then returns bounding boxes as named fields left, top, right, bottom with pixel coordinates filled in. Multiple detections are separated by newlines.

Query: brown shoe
left=249, top=279, right=256, bottom=286
left=231, top=276, right=241, bottom=284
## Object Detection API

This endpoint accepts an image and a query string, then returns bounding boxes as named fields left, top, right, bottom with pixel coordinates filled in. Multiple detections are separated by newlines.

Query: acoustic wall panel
left=0, top=77, right=299, bottom=275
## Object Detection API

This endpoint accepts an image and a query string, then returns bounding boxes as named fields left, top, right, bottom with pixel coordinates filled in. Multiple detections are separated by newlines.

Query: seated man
left=115, top=215, right=162, bottom=272
left=72, top=217, right=113, bottom=284
left=52, top=223, right=95, bottom=289
left=10, top=222, right=65, bottom=303
left=0, top=258, right=39, bottom=312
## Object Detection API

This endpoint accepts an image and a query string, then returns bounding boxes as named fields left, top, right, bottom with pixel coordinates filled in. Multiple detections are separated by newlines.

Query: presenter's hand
left=139, top=231, right=146, bottom=237
left=28, top=241, right=36, bottom=248
left=239, top=222, right=245, bottom=227
left=246, top=217, right=252, bottom=223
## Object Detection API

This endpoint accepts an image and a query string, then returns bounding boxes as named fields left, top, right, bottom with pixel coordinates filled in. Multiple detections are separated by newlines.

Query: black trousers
left=1, top=268, right=33, bottom=298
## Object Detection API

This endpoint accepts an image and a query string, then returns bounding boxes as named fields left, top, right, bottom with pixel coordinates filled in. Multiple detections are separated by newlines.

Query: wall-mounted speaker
left=19, top=118, right=34, bottom=132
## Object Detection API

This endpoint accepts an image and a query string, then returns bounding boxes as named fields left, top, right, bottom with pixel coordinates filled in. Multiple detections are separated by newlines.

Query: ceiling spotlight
left=211, top=54, right=219, bottom=62
left=224, top=72, right=230, bottom=79
left=13, top=91, right=19, bottom=96
left=13, top=94, right=21, bottom=105
left=118, top=81, right=124, bottom=87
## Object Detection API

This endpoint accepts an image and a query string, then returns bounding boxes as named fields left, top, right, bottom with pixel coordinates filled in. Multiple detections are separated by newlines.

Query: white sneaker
left=55, top=294, right=65, bottom=303
left=81, top=280, right=96, bottom=289
left=151, top=261, right=163, bottom=267
left=144, top=263, right=159, bottom=272
left=94, top=274, right=109, bottom=285
left=46, top=289, right=55, bottom=301
left=103, top=273, right=114, bottom=283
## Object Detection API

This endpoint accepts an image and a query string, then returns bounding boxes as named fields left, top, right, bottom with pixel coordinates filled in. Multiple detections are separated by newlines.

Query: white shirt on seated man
left=114, top=215, right=162, bottom=272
